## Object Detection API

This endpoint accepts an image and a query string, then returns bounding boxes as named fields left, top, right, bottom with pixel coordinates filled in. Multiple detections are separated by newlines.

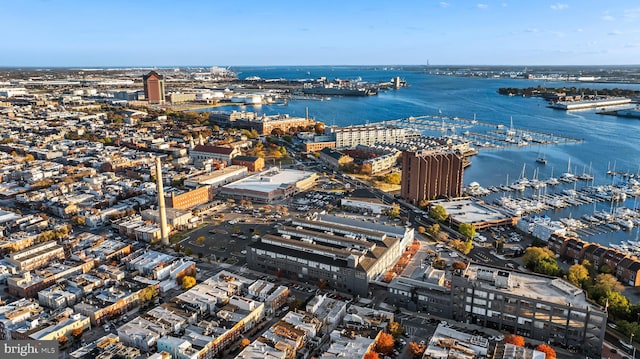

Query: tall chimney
left=155, top=157, right=169, bottom=245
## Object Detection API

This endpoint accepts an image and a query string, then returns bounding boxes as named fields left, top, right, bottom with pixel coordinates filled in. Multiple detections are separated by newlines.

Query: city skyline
left=2, top=0, right=640, bottom=67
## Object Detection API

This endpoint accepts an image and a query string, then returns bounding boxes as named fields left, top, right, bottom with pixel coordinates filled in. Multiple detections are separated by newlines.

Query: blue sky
left=2, top=0, right=640, bottom=66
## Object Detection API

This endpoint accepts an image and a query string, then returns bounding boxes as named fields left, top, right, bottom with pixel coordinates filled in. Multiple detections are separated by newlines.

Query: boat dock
left=380, top=115, right=582, bottom=150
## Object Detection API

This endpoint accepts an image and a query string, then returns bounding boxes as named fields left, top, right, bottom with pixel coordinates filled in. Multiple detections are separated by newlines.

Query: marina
left=379, top=114, right=583, bottom=150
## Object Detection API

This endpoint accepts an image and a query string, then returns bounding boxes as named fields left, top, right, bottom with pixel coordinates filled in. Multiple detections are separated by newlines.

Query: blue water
left=207, top=66, right=640, bottom=247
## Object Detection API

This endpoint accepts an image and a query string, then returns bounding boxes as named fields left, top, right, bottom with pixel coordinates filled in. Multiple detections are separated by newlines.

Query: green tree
left=458, top=223, right=476, bottom=240
left=522, top=247, right=562, bottom=276
left=567, top=264, right=589, bottom=288
left=184, top=247, right=194, bottom=256
left=429, top=205, right=448, bottom=222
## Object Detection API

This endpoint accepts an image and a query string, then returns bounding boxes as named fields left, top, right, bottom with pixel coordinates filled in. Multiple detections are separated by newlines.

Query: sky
left=2, top=0, right=640, bottom=67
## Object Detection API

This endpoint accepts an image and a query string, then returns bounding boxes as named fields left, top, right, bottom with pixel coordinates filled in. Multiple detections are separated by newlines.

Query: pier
left=379, top=115, right=583, bottom=150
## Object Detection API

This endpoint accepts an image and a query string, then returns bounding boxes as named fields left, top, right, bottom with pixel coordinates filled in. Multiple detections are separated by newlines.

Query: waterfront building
left=330, top=124, right=417, bottom=149
left=142, top=71, right=165, bottom=104
left=400, top=149, right=464, bottom=204
left=246, top=213, right=414, bottom=296
left=451, top=263, right=606, bottom=357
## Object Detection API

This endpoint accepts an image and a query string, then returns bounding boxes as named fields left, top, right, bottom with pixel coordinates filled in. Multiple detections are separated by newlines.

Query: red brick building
left=231, top=155, right=265, bottom=172
left=400, top=150, right=464, bottom=204
left=143, top=71, right=165, bottom=104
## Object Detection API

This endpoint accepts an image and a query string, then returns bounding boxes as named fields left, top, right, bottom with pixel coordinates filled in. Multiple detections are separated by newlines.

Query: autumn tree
left=388, top=321, right=404, bottom=339
left=240, top=338, right=251, bottom=348
left=504, top=334, right=525, bottom=347
left=57, top=335, right=68, bottom=346
left=452, top=261, right=467, bottom=270
left=383, top=172, right=401, bottom=185
left=196, top=236, right=205, bottom=245
left=363, top=351, right=379, bottom=359
left=181, top=275, right=196, bottom=289
left=417, top=226, right=426, bottom=234
left=429, top=205, right=448, bottom=222
left=408, top=342, right=426, bottom=357
left=386, top=204, right=401, bottom=219
left=71, top=328, right=83, bottom=339
left=535, top=344, right=556, bottom=359
left=567, top=263, right=589, bottom=288
left=375, top=332, right=395, bottom=354
left=427, top=223, right=440, bottom=237
left=418, top=199, right=429, bottom=209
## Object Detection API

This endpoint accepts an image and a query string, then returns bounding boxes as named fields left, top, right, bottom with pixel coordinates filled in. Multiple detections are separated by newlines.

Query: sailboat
left=560, top=157, right=577, bottom=183
left=536, top=151, right=547, bottom=165
left=547, top=167, right=560, bottom=186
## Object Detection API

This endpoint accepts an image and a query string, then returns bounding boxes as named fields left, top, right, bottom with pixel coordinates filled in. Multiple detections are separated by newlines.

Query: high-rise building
left=143, top=71, right=165, bottom=104
left=400, top=149, right=463, bottom=204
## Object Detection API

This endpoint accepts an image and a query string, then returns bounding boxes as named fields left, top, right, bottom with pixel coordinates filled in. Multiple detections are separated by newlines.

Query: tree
left=375, top=332, right=395, bottom=354
left=139, top=286, right=158, bottom=303
left=57, top=335, right=68, bottom=346
left=383, top=172, right=401, bottom=185
left=567, top=264, right=589, bottom=288
left=196, top=236, right=205, bottom=245
left=504, top=334, right=525, bottom=347
left=418, top=199, right=429, bottom=209
left=240, top=338, right=251, bottom=348
left=388, top=321, right=404, bottom=339
left=71, top=328, right=83, bottom=339
left=535, top=344, right=556, bottom=359
left=181, top=275, right=196, bottom=289
left=522, top=247, right=562, bottom=276
left=386, top=204, right=400, bottom=219
left=452, top=261, right=467, bottom=270
left=458, top=223, right=476, bottom=240
left=595, top=273, right=624, bottom=293
left=429, top=205, right=448, bottom=222
left=417, top=226, right=426, bottom=234
left=184, top=247, right=194, bottom=256
left=363, top=352, right=379, bottom=359
left=427, top=223, right=440, bottom=237
left=408, top=342, right=426, bottom=357
left=603, top=291, right=631, bottom=319
left=24, top=154, right=35, bottom=162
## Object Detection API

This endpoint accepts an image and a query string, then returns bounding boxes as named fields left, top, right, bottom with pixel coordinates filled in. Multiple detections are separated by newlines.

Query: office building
left=143, top=71, right=165, bottom=104
left=451, top=263, right=606, bottom=357
left=247, top=213, right=414, bottom=296
left=400, top=149, right=464, bottom=203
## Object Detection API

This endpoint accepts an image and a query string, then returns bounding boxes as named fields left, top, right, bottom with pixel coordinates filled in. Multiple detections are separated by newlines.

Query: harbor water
left=204, top=66, right=640, bottom=248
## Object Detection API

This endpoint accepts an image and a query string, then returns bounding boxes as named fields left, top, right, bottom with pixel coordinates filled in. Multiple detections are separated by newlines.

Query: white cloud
left=550, top=3, right=568, bottom=10
left=624, top=8, right=640, bottom=19
left=501, top=3, right=508, bottom=7
left=439, top=2, right=450, bottom=8
left=608, top=30, right=622, bottom=35
left=477, top=3, right=488, bottom=9
left=576, top=28, right=583, bottom=32
left=602, top=15, right=615, bottom=21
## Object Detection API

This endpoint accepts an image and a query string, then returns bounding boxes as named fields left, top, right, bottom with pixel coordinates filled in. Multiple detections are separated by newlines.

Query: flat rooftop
left=223, top=168, right=316, bottom=192
left=464, top=263, right=599, bottom=310
left=433, top=198, right=512, bottom=225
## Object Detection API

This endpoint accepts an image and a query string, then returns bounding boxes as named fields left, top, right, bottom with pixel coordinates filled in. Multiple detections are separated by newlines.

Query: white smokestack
left=155, top=157, right=169, bottom=246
